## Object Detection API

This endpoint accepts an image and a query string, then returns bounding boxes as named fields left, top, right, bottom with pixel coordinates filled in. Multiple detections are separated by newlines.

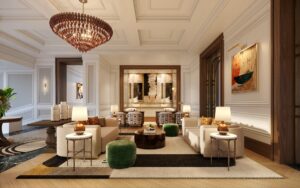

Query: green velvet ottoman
left=106, top=140, right=136, bottom=169
left=163, top=123, right=179, bottom=137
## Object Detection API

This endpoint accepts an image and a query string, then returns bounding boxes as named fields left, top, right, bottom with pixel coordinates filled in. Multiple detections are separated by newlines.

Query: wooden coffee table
left=27, top=119, right=72, bottom=149
left=134, top=129, right=165, bottom=149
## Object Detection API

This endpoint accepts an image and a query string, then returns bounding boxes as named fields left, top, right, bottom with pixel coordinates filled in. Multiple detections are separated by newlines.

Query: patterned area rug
left=17, top=137, right=282, bottom=179
left=0, top=128, right=47, bottom=173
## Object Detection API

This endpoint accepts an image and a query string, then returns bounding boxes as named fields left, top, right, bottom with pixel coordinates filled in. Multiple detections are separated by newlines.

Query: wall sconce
left=42, top=78, right=49, bottom=95
left=227, top=43, right=247, bottom=52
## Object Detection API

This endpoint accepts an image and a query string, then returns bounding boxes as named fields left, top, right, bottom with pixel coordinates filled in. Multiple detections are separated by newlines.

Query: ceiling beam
left=0, top=44, right=35, bottom=68
left=0, top=31, right=40, bottom=57
left=1, top=29, right=45, bottom=50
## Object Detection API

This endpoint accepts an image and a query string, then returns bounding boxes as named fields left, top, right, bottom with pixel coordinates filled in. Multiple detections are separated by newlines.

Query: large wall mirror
left=120, top=65, right=181, bottom=116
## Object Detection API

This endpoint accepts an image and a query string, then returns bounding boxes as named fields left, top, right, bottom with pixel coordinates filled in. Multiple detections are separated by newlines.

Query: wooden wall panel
left=272, top=0, right=295, bottom=164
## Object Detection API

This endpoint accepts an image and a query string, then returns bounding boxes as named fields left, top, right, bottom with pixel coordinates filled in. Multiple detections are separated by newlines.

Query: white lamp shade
left=182, top=105, right=191, bottom=113
left=214, top=106, right=231, bottom=122
left=72, top=106, right=88, bottom=121
left=110, top=105, right=119, bottom=113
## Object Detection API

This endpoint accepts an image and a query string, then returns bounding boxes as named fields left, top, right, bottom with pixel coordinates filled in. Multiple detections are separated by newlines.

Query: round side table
left=66, top=132, right=93, bottom=171
left=210, top=132, right=237, bottom=171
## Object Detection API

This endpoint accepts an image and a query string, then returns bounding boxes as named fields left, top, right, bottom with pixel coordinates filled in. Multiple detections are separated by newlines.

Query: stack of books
left=144, top=128, right=156, bottom=134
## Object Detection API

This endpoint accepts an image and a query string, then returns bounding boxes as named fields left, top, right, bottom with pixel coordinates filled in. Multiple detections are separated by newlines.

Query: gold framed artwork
left=76, top=83, right=83, bottom=99
left=231, top=43, right=258, bottom=93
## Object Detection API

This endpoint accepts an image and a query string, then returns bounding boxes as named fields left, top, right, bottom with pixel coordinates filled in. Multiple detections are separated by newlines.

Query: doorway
left=55, top=58, right=83, bottom=104
left=199, top=34, right=224, bottom=117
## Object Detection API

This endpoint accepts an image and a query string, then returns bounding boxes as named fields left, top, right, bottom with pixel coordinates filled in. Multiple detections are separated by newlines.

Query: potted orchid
left=0, top=87, right=16, bottom=118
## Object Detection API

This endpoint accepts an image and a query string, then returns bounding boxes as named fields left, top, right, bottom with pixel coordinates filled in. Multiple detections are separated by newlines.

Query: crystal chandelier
left=49, top=0, right=113, bottom=52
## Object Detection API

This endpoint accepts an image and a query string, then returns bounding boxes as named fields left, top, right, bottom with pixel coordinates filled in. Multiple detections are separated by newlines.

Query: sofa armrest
left=105, top=118, right=119, bottom=127
left=182, top=117, right=199, bottom=136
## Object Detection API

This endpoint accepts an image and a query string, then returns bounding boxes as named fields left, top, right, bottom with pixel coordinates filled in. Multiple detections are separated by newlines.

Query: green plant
left=0, top=87, right=16, bottom=118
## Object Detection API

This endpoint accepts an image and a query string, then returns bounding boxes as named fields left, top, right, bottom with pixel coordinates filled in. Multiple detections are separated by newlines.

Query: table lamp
left=72, top=106, right=88, bottom=135
left=214, top=106, right=231, bottom=135
left=182, top=105, right=191, bottom=117
left=110, top=105, right=119, bottom=117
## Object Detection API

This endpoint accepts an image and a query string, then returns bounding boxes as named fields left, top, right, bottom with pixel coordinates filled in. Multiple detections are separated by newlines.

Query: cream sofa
left=182, top=118, right=244, bottom=158
left=57, top=118, right=119, bottom=158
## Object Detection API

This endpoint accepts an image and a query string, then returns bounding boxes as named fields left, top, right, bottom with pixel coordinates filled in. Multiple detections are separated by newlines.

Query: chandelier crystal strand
left=49, top=0, right=113, bottom=52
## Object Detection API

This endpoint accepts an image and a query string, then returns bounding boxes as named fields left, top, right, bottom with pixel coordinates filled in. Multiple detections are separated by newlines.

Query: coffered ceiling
left=0, top=0, right=256, bottom=58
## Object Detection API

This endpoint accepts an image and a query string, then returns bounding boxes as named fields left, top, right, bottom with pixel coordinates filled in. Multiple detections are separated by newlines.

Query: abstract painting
left=76, top=83, right=83, bottom=99
left=231, top=43, right=258, bottom=93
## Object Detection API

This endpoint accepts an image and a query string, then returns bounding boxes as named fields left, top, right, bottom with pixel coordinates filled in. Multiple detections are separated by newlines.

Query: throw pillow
left=78, top=120, right=88, bottom=125
left=88, top=116, right=100, bottom=125
left=199, top=116, right=213, bottom=125
left=212, top=119, right=222, bottom=125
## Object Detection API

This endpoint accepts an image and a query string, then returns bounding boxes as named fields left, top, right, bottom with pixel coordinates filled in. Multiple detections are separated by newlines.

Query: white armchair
left=182, top=118, right=244, bottom=158
left=56, top=117, right=119, bottom=158
left=200, top=125, right=244, bottom=158
left=57, top=123, right=101, bottom=158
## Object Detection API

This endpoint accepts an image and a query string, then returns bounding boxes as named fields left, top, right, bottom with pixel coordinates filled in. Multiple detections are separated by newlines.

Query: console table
left=0, top=117, right=22, bottom=147
left=27, top=119, right=72, bottom=149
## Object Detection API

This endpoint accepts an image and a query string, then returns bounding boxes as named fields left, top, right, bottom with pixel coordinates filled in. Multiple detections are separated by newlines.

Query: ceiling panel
left=134, top=0, right=199, bottom=20
left=139, top=29, right=184, bottom=45
left=0, top=0, right=259, bottom=56
left=109, top=30, right=128, bottom=45
left=0, top=0, right=43, bottom=18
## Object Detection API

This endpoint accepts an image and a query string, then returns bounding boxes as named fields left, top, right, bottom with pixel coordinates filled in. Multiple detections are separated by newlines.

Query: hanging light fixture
left=49, top=0, right=113, bottom=52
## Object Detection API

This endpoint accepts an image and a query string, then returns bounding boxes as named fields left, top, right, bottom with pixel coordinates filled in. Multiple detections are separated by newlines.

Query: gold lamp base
left=184, top=113, right=190, bottom=118
left=217, top=121, right=229, bottom=135
left=74, top=123, right=85, bottom=135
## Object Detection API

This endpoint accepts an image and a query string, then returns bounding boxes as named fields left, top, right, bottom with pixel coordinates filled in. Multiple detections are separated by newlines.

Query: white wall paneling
left=82, top=54, right=100, bottom=116
left=37, top=108, right=51, bottom=120
left=99, top=57, right=112, bottom=116
left=0, top=73, right=3, bottom=88
left=66, top=65, right=84, bottom=105
left=37, top=66, right=53, bottom=104
left=189, top=56, right=200, bottom=117
left=223, top=1, right=271, bottom=142
left=35, top=62, right=55, bottom=120
left=7, top=72, right=33, bottom=108
left=87, top=65, right=96, bottom=104
left=0, top=57, right=35, bottom=131
left=181, top=65, right=191, bottom=109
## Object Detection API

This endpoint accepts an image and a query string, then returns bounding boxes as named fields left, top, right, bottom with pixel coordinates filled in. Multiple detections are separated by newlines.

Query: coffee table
left=134, top=129, right=165, bottom=149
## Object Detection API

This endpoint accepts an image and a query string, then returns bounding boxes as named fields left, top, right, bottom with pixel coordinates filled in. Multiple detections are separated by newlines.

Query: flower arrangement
left=0, top=88, right=16, bottom=118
